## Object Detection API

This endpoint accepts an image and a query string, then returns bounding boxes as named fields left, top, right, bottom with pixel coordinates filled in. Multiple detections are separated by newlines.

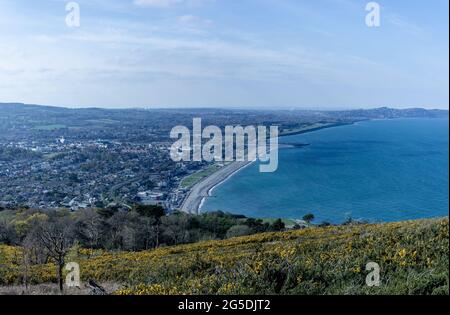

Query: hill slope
left=1, top=218, right=448, bottom=295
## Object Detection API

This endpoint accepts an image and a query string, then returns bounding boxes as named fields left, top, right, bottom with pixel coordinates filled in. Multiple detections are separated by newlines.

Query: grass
left=0, top=217, right=448, bottom=295
left=32, top=124, right=67, bottom=131
left=280, top=123, right=334, bottom=136
left=0, top=210, right=16, bottom=222
left=0, top=283, right=120, bottom=295
left=85, top=119, right=120, bottom=125
left=43, top=152, right=66, bottom=160
left=180, top=164, right=222, bottom=189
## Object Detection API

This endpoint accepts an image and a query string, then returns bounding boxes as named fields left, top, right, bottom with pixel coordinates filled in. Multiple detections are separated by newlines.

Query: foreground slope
left=1, top=218, right=448, bottom=295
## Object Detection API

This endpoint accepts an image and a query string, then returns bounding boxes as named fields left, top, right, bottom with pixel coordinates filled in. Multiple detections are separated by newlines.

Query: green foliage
left=302, top=213, right=315, bottom=223
left=0, top=147, right=42, bottom=162
left=0, top=218, right=448, bottom=295
left=226, top=225, right=253, bottom=238
left=180, top=164, right=221, bottom=189
left=134, top=205, right=165, bottom=218
left=270, top=219, right=285, bottom=231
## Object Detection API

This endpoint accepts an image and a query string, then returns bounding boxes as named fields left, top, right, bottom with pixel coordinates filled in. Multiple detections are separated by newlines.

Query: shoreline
left=179, top=122, right=352, bottom=215
left=199, top=160, right=254, bottom=212
left=180, top=160, right=253, bottom=214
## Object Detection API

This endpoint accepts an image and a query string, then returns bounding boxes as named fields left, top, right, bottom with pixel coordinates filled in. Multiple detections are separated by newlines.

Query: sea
left=201, top=118, right=449, bottom=224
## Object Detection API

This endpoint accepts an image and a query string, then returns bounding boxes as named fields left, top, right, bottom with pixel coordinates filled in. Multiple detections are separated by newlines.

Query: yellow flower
left=398, top=249, right=407, bottom=259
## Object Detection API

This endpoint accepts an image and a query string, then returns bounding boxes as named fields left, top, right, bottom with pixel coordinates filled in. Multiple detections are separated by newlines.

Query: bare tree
left=75, top=208, right=102, bottom=251
left=28, top=214, right=75, bottom=292
left=21, top=234, right=35, bottom=291
left=136, top=216, right=158, bottom=250
left=162, top=214, right=190, bottom=245
left=106, top=211, right=132, bottom=250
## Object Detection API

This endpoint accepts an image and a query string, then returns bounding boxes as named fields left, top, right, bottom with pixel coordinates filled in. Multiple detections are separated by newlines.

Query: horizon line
left=1, top=102, right=449, bottom=112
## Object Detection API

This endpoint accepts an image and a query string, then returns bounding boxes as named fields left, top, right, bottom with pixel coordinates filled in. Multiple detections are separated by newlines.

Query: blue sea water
left=201, top=118, right=449, bottom=224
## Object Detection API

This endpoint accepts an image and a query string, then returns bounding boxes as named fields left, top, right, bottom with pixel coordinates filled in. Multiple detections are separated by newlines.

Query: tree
left=0, top=221, right=18, bottom=245
left=302, top=213, right=315, bottom=224
left=97, top=206, right=118, bottom=219
left=198, top=212, right=239, bottom=238
left=135, top=205, right=165, bottom=248
left=244, top=218, right=270, bottom=233
left=13, top=211, right=48, bottom=241
left=135, top=216, right=159, bottom=250
left=270, top=219, right=285, bottom=232
left=292, top=224, right=302, bottom=230
left=27, top=213, right=75, bottom=292
left=343, top=217, right=354, bottom=225
left=22, top=232, right=36, bottom=291
left=135, top=204, right=165, bottom=218
left=226, top=225, right=252, bottom=238
left=105, top=211, right=124, bottom=250
left=74, top=208, right=103, bottom=250
left=318, top=221, right=331, bottom=227
left=161, top=214, right=190, bottom=245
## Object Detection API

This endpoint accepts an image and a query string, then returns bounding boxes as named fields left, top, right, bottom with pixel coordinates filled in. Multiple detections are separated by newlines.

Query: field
left=43, top=152, right=67, bottom=160
left=85, top=119, right=121, bottom=125
left=280, top=123, right=332, bottom=136
left=0, top=218, right=448, bottom=295
left=180, top=164, right=222, bottom=189
left=32, top=124, right=67, bottom=131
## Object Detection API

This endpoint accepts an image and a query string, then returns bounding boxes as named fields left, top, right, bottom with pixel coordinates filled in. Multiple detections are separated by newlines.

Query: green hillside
left=1, top=218, right=448, bottom=295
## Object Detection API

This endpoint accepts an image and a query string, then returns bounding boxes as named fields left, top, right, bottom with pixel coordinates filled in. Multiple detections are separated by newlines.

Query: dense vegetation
left=0, top=147, right=42, bottom=162
left=0, top=206, right=289, bottom=291
left=0, top=216, right=448, bottom=295
left=0, top=207, right=287, bottom=250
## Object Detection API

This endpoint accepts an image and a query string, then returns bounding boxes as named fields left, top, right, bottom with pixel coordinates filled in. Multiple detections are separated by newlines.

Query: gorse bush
left=0, top=206, right=292, bottom=292
left=0, top=218, right=448, bottom=295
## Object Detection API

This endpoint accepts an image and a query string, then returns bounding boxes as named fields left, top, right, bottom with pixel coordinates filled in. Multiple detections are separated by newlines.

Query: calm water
left=201, top=118, right=449, bottom=223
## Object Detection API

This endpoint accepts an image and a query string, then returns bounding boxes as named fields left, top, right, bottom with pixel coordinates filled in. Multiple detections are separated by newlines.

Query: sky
left=0, top=0, right=448, bottom=109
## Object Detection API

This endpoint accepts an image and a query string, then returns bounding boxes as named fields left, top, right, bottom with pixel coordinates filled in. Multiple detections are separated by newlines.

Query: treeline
left=0, top=206, right=289, bottom=290
left=0, top=147, right=42, bottom=162
left=0, top=206, right=289, bottom=251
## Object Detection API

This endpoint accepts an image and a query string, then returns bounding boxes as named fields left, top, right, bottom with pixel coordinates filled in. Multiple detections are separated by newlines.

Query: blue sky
left=0, top=0, right=448, bottom=109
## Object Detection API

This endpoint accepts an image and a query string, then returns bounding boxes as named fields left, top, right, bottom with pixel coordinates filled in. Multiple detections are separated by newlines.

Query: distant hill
left=1, top=102, right=448, bottom=118
left=326, top=107, right=449, bottom=119
left=1, top=218, right=448, bottom=295
left=0, top=102, right=447, bottom=144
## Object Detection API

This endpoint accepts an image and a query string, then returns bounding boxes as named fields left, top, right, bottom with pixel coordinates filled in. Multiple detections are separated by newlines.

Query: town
left=1, top=103, right=447, bottom=213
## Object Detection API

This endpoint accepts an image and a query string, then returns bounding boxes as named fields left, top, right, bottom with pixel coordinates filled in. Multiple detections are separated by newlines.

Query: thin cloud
left=133, top=0, right=210, bottom=8
left=177, top=15, right=213, bottom=27
left=388, top=14, right=425, bottom=35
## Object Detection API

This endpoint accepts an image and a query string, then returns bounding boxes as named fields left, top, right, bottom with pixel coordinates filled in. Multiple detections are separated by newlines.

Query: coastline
left=179, top=122, right=352, bottom=215
left=180, top=161, right=253, bottom=214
